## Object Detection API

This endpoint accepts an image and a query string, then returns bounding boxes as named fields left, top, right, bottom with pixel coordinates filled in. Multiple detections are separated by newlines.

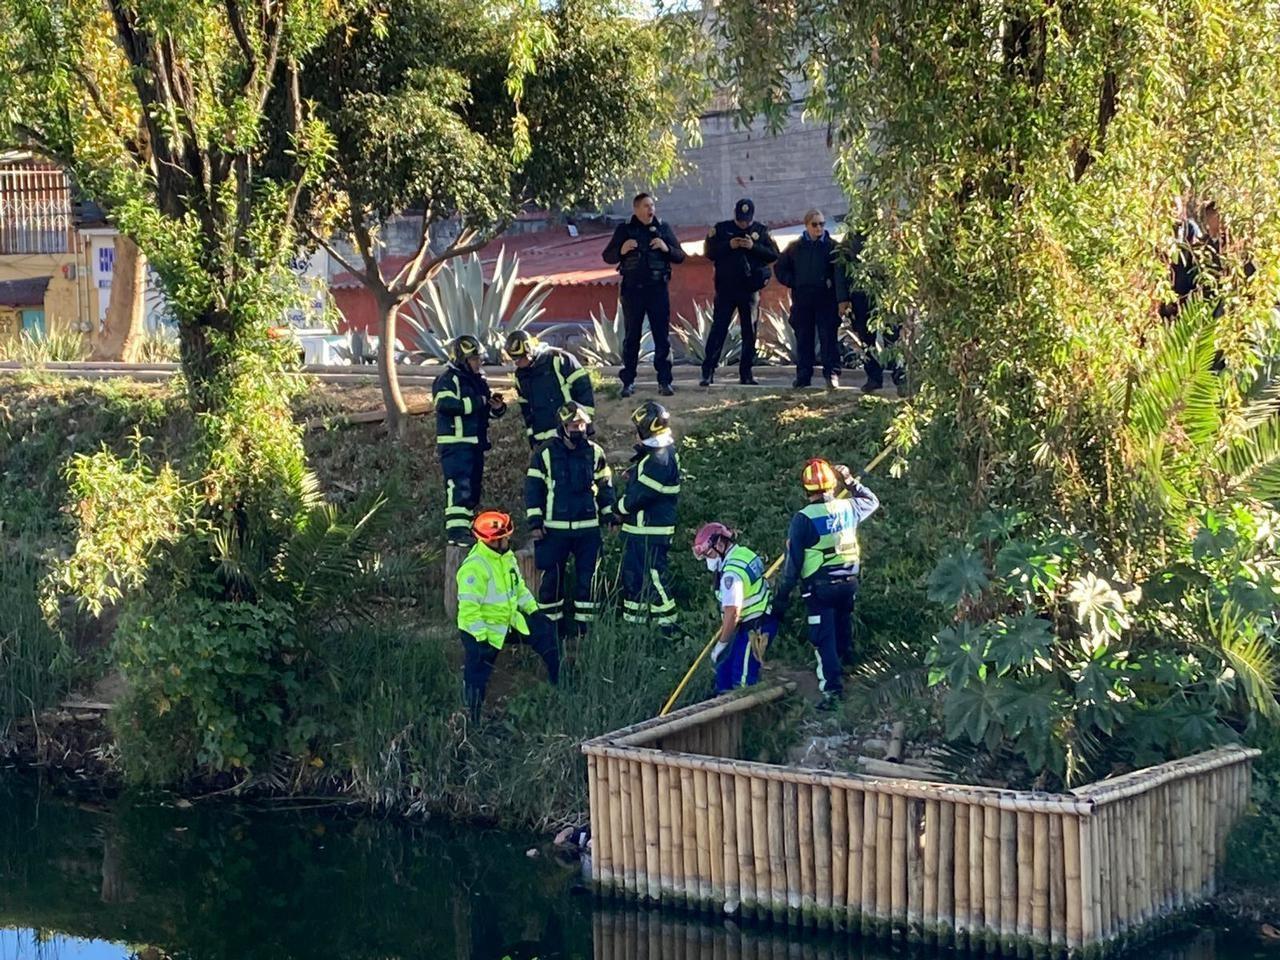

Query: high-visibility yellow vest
left=721, top=544, right=771, bottom=622
left=456, top=541, right=538, bottom=649
left=798, top=499, right=860, bottom=579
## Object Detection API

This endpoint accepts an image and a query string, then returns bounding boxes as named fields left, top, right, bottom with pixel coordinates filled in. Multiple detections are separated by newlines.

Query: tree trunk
left=377, top=295, right=410, bottom=436
left=91, top=234, right=146, bottom=362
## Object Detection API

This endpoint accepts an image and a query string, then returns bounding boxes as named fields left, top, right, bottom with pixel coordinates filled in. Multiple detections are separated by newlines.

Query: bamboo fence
left=582, top=685, right=1259, bottom=958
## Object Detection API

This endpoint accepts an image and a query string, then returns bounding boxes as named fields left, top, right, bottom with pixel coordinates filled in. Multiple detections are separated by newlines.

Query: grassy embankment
left=1, top=372, right=949, bottom=822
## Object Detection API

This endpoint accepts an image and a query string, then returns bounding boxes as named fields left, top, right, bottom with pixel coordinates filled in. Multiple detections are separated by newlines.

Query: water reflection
left=0, top=778, right=1266, bottom=960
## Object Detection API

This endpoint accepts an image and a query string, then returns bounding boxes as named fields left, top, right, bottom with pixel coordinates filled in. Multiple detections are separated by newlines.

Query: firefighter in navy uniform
left=616, top=401, right=681, bottom=632
left=601, top=192, right=687, bottom=398
left=700, top=198, right=779, bottom=386
left=524, top=402, right=616, bottom=636
left=772, top=459, right=879, bottom=708
left=456, top=510, right=559, bottom=721
left=504, top=330, right=595, bottom=448
left=432, top=335, right=506, bottom=544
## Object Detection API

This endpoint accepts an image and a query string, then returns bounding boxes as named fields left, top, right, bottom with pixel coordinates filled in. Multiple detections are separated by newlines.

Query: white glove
left=711, top=641, right=729, bottom=664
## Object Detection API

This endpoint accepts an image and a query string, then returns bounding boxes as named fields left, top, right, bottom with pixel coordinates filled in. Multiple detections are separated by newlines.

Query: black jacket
left=602, top=216, right=686, bottom=290
left=432, top=364, right=503, bottom=450
left=514, top=347, right=595, bottom=445
left=525, top=437, right=616, bottom=531
left=705, top=220, right=779, bottom=293
left=775, top=231, right=850, bottom=302
left=617, top=442, right=681, bottom=537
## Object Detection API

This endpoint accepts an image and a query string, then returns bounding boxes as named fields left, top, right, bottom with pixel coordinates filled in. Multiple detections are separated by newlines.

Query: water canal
left=0, top=776, right=1266, bottom=960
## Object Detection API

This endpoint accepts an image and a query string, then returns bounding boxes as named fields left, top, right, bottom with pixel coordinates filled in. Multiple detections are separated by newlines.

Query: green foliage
left=0, top=329, right=90, bottom=364
left=926, top=496, right=1280, bottom=786
left=401, top=250, right=551, bottom=363
left=573, top=300, right=653, bottom=367
left=672, top=301, right=742, bottom=367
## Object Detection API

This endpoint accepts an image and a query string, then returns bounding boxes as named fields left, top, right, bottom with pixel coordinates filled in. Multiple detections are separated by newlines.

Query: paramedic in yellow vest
left=456, top=511, right=559, bottom=721
left=771, top=459, right=879, bottom=708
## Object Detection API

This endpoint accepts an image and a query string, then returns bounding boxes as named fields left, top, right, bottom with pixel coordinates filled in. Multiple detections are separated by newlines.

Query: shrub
left=673, top=301, right=742, bottom=366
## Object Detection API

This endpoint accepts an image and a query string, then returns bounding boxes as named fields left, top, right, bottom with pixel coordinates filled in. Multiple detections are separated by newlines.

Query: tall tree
left=301, top=0, right=700, bottom=433
left=0, top=0, right=337, bottom=410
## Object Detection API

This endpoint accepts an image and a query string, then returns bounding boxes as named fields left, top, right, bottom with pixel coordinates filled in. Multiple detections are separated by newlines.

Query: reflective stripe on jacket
left=514, top=348, right=595, bottom=443
left=525, top=438, right=616, bottom=530
left=456, top=541, right=538, bottom=648
left=433, top=365, right=498, bottom=447
left=617, top=442, right=680, bottom=536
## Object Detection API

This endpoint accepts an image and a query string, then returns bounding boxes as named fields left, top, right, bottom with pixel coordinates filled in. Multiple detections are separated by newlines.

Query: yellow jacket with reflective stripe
left=456, top=541, right=539, bottom=648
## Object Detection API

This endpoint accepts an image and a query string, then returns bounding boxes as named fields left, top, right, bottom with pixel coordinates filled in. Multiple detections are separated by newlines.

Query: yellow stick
left=658, top=444, right=894, bottom=717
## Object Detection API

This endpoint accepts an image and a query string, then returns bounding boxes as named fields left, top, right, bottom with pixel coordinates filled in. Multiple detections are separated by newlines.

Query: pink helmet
left=692, top=522, right=735, bottom=559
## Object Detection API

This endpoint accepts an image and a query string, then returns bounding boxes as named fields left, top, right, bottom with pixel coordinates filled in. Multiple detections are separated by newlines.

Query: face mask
left=704, top=556, right=721, bottom=573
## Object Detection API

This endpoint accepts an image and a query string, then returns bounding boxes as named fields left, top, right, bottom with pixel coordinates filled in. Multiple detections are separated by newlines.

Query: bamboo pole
left=681, top=767, right=698, bottom=908
left=968, top=800, right=984, bottom=935
left=668, top=762, right=685, bottom=903
left=694, top=768, right=712, bottom=904
left=767, top=779, right=786, bottom=916
left=594, top=756, right=613, bottom=885
left=1032, top=811, right=1049, bottom=943
left=1152, top=785, right=1166, bottom=914
left=982, top=805, right=1000, bottom=936
left=619, top=758, right=636, bottom=892
left=783, top=783, right=801, bottom=913
left=999, top=808, right=1016, bottom=942
left=658, top=765, right=673, bottom=894
left=938, top=801, right=955, bottom=933
left=1049, top=812, right=1067, bottom=948
left=735, top=773, right=754, bottom=912
left=1078, top=812, right=1098, bottom=948
left=751, top=776, right=771, bottom=914
left=814, top=785, right=833, bottom=918
left=891, top=794, right=909, bottom=927
left=1064, top=814, right=1083, bottom=952
left=832, top=786, right=848, bottom=914
left=1100, top=803, right=1114, bottom=940
left=954, top=803, right=971, bottom=939
left=588, top=755, right=602, bottom=884
left=721, top=773, right=739, bottom=908
left=1170, top=783, right=1185, bottom=912
left=907, top=799, right=924, bottom=936
left=1137, top=791, right=1151, bottom=922
left=643, top=762, right=661, bottom=900
left=848, top=789, right=864, bottom=922
left=631, top=760, right=648, bottom=895
left=860, top=790, right=877, bottom=927
left=798, top=783, right=816, bottom=919
left=924, top=799, right=940, bottom=930
left=876, top=792, right=893, bottom=923
left=708, top=770, right=726, bottom=903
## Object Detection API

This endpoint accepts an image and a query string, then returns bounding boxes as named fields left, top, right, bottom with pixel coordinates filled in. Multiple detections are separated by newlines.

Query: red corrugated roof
left=329, top=221, right=808, bottom=291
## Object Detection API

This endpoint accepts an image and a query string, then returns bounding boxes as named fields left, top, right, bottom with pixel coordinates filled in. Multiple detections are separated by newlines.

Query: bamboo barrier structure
left=582, top=684, right=1260, bottom=958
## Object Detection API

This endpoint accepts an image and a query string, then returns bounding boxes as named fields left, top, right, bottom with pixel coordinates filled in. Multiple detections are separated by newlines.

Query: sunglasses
left=809, top=220, right=826, bottom=227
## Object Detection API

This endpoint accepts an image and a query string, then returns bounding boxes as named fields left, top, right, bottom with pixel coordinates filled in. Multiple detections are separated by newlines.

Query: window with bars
left=0, top=165, right=74, bottom=255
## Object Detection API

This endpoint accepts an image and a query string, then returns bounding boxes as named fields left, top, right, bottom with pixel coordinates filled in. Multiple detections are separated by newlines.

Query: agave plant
left=402, top=249, right=551, bottom=363
left=755, top=307, right=796, bottom=365
left=672, top=301, right=742, bottom=366
left=574, top=300, right=653, bottom=367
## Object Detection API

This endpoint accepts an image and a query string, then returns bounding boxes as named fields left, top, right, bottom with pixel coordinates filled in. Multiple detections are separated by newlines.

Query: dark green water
left=0, top=775, right=1267, bottom=960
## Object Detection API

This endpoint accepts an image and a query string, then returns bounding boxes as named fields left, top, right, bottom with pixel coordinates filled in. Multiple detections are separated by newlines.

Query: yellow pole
left=657, top=444, right=895, bottom=717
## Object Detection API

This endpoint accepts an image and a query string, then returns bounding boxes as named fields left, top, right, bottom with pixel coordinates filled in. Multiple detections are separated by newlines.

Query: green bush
left=112, top=594, right=300, bottom=778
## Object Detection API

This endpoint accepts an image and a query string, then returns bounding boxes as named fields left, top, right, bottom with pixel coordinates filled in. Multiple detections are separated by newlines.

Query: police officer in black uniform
left=700, top=198, right=779, bottom=386
left=602, top=193, right=686, bottom=398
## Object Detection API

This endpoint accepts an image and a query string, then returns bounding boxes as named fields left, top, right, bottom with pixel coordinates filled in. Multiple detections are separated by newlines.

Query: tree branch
left=405, top=224, right=501, bottom=294
left=225, top=0, right=257, bottom=69
left=305, top=226, right=366, bottom=282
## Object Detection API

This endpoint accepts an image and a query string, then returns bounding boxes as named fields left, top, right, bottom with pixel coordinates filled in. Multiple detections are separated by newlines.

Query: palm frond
left=1215, top=412, right=1280, bottom=503
left=1210, top=601, right=1280, bottom=722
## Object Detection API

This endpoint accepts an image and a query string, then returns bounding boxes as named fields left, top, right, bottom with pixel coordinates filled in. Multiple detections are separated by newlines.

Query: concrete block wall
left=607, top=107, right=849, bottom=227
